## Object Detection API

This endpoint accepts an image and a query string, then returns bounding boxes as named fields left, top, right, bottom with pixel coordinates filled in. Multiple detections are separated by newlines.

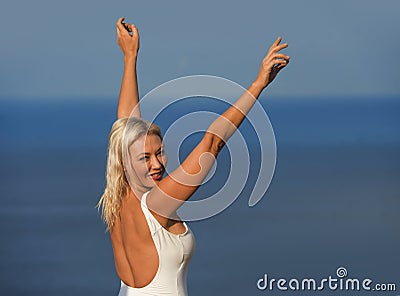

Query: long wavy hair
left=96, top=116, right=163, bottom=232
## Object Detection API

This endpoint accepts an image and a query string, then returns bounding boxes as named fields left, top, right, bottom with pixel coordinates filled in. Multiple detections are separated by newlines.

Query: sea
left=0, top=95, right=399, bottom=296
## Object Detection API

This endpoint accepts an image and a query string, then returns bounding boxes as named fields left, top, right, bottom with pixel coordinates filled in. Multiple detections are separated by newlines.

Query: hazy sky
left=1, top=0, right=399, bottom=100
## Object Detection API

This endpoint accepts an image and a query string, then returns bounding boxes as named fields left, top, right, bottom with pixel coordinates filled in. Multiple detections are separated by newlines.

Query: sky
left=0, top=0, right=399, bottom=100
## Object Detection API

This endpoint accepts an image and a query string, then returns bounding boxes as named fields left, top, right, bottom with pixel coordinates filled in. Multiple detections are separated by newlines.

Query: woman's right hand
left=116, top=17, right=140, bottom=58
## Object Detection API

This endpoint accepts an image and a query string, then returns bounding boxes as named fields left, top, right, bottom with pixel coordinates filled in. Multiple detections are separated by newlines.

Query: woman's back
left=111, top=190, right=196, bottom=295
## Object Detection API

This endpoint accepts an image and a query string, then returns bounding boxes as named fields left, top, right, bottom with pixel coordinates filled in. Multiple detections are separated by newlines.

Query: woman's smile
left=148, top=170, right=163, bottom=181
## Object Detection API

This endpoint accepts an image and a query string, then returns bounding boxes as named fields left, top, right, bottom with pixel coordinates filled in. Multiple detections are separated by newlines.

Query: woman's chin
left=144, top=177, right=163, bottom=188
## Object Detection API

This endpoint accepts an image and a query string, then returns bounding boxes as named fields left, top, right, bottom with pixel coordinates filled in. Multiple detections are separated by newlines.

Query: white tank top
left=118, top=191, right=196, bottom=296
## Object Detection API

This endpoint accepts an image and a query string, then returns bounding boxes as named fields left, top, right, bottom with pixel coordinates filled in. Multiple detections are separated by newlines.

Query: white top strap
left=140, top=191, right=162, bottom=236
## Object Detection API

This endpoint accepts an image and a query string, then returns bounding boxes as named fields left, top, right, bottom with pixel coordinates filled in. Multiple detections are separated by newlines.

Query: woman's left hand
left=254, top=36, right=290, bottom=89
left=116, top=17, right=140, bottom=58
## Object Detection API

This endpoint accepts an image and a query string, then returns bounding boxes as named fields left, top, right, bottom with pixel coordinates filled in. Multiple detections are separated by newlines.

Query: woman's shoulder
left=117, top=190, right=155, bottom=242
left=119, top=189, right=142, bottom=221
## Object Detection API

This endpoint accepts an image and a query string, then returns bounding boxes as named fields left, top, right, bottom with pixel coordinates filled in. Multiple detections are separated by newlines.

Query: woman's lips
left=149, top=172, right=163, bottom=180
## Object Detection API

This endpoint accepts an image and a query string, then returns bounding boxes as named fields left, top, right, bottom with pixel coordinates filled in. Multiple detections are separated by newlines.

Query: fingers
left=275, top=59, right=289, bottom=67
left=130, top=24, right=139, bottom=36
left=264, top=54, right=289, bottom=70
left=116, top=16, right=125, bottom=25
left=275, top=43, right=288, bottom=52
left=277, top=63, right=287, bottom=69
left=269, top=36, right=288, bottom=53
left=124, top=23, right=133, bottom=33
left=271, top=53, right=290, bottom=61
left=263, top=52, right=290, bottom=66
left=116, top=17, right=126, bottom=32
left=269, top=58, right=288, bottom=69
left=264, top=37, right=289, bottom=69
left=273, top=36, right=282, bottom=46
left=116, top=17, right=139, bottom=39
left=270, top=42, right=288, bottom=53
left=274, top=55, right=290, bottom=64
left=116, top=17, right=131, bottom=35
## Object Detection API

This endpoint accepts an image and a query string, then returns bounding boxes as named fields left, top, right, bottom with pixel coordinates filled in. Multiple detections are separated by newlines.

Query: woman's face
left=129, top=133, right=167, bottom=190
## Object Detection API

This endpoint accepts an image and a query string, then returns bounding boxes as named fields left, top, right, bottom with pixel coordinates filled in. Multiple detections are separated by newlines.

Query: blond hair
left=96, top=116, right=162, bottom=232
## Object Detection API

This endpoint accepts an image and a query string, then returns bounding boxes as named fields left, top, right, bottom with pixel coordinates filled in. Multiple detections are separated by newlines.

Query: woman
left=97, top=17, right=290, bottom=296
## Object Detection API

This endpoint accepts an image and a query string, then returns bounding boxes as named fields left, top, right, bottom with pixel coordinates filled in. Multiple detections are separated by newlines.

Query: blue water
left=1, top=95, right=399, bottom=150
left=0, top=96, right=399, bottom=295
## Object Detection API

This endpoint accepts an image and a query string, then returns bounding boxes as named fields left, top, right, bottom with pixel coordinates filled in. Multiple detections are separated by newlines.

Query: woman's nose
left=150, top=155, right=162, bottom=169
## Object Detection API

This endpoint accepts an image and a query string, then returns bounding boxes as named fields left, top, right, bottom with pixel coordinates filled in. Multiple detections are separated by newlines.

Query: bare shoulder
left=118, top=190, right=155, bottom=241
left=119, top=191, right=141, bottom=227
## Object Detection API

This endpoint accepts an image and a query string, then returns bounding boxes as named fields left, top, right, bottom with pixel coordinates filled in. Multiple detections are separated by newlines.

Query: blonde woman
left=97, top=17, right=290, bottom=296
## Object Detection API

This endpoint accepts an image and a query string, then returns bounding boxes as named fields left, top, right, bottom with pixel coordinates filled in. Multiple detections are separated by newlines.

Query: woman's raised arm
left=116, top=17, right=141, bottom=119
left=146, top=37, right=290, bottom=221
